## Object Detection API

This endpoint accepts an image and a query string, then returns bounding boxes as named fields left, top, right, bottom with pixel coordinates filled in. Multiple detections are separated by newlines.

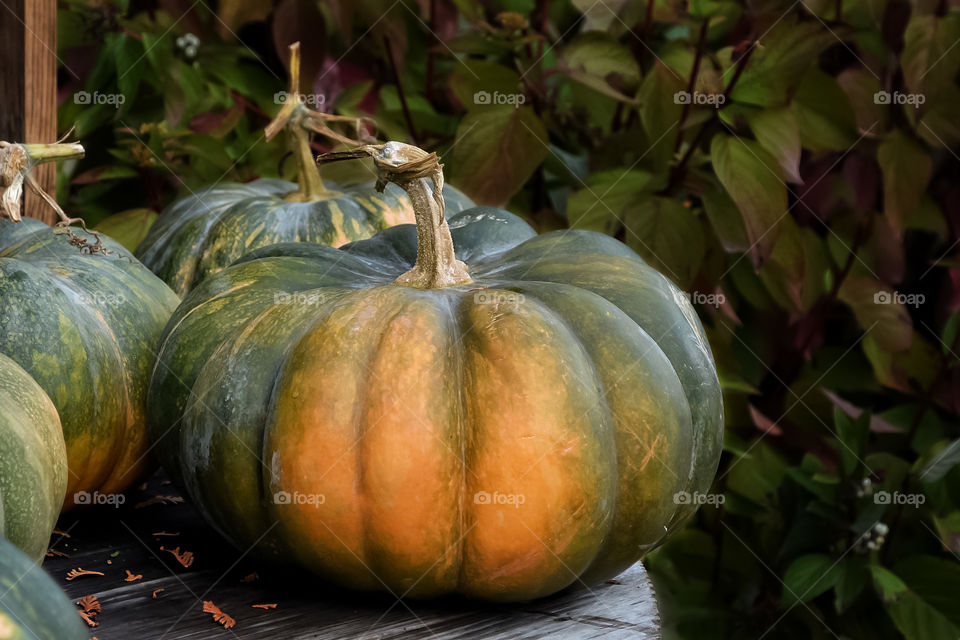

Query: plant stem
left=317, top=142, right=472, bottom=288
left=672, top=19, right=710, bottom=157
left=384, top=37, right=420, bottom=145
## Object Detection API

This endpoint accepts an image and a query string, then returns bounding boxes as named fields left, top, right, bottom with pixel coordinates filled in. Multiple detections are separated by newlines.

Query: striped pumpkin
left=0, top=353, right=66, bottom=560
left=134, top=178, right=474, bottom=297
left=147, top=143, right=723, bottom=601
left=0, top=218, right=179, bottom=508
left=0, top=537, right=87, bottom=640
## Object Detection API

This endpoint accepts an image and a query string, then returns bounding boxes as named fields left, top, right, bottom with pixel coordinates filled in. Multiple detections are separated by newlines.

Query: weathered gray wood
left=47, top=474, right=660, bottom=639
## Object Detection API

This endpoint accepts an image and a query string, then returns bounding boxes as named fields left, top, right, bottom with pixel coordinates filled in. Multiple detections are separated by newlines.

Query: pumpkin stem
left=318, top=142, right=472, bottom=289
left=0, top=141, right=84, bottom=223
left=264, top=42, right=379, bottom=203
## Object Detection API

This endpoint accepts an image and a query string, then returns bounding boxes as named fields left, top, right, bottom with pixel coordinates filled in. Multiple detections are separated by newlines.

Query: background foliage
left=56, top=0, right=960, bottom=637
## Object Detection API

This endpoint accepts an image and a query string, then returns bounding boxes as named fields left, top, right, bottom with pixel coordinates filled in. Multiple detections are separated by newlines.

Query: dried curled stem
left=0, top=139, right=125, bottom=258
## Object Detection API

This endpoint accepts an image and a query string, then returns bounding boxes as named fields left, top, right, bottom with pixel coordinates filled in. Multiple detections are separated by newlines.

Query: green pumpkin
left=148, top=143, right=722, bottom=601
left=0, top=354, right=66, bottom=561
left=134, top=43, right=473, bottom=297
left=134, top=178, right=474, bottom=297
left=0, top=218, right=179, bottom=508
left=0, top=537, right=87, bottom=640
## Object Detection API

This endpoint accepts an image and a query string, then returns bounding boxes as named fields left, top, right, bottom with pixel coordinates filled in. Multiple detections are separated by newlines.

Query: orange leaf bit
left=46, top=548, right=69, bottom=558
left=152, top=531, right=180, bottom=537
left=66, top=568, right=105, bottom=581
left=160, top=546, right=194, bottom=568
left=152, top=588, right=165, bottom=599
left=240, top=572, right=259, bottom=583
left=76, top=595, right=101, bottom=628
left=124, top=570, right=143, bottom=582
left=203, top=601, right=236, bottom=629
left=252, top=603, right=277, bottom=610
left=52, top=529, right=71, bottom=538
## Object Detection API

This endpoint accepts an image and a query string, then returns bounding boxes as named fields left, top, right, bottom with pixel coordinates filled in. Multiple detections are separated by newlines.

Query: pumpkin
left=0, top=353, right=67, bottom=561
left=0, top=216, right=179, bottom=508
left=0, top=537, right=88, bottom=640
left=134, top=43, right=473, bottom=296
left=147, top=142, right=723, bottom=602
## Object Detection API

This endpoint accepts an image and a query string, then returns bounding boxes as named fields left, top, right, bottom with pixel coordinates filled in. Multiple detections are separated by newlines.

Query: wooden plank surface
left=0, top=0, right=59, bottom=225
left=47, top=472, right=661, bottom=639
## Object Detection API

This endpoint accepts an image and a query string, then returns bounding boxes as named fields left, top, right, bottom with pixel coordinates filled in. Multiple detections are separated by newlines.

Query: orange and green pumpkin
left=0, top=217, right=179, bottom=509
left=0, top=537, right=87, bottom=640
left=0, top=353, right=66, bottom=561
left=134, top=43, right=473, bottom=297
left=147, top=142, right=722, bottom=601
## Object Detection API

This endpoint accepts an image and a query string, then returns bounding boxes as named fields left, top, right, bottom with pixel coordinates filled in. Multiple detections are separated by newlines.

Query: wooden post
left=0, top=0, right=59, bottom=225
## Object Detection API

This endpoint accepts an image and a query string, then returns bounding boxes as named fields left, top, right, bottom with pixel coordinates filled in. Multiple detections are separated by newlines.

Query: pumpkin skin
left=0, top=537, right=88, bottom=640
left=134, top=178, right=475, bottom=296
left=148, top=206, right=723, bottom=602
left=0, top=354, right=66, bottom=561
left=0, top=218, right=180, bottom=508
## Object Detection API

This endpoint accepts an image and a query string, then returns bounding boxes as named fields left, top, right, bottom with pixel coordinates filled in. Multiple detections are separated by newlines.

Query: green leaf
left=637, top=62, right=685, bottom=169
left=562, top=32, right=641, bottom=101
left=782, top=554, right=843, bottom=608
left=893, top=556, right=960, bottom=628
left=838, top=275, right=914, bottom=352
left=834, top=557, right=868, bottom=614
left=729, top=18, right=833, bottom=106
left=567, top=170, right=657, bottom=233
left=113, top=34, right=144, bottom=112
left=93, top=208, right=158, bottom=253
left=710, top=134, right=787, bottom=269
left=836, top=68, right=889, bottom=138
left=871, top=565, right=960, bottom=640
left=448, top=60, right=523, bottom=111
left=901, top=15, right=960, bottom=101
left=834, top=406, right=871, bottom=476
left=748, top=107, right=802, bottom=183
left=759, top=215, right=829, bottom=313
left=449, top=106, right=549, bottom=207
left=623, top=196, right=705, bottom=288
left=932, top=512, right=960, bottom=555
left=791, top=69, right=858, bottom=151
left=877, top=130, right=932, bottom=235
left=702, top=187, right=749, bottom=252
left=918, top=439, right=960, bottom=483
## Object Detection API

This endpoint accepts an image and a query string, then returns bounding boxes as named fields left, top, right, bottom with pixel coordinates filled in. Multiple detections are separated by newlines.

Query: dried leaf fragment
left=252, top=603, right=277, bottom=609
left=160, top=546, right=194, bottom=568
left=152, top=588, right=165, bottom=599
left=66, top=568, right=105, bottom=581
left=203, top=601, right=236, bottom=629
left=124, top=570, right=143, bottom=582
